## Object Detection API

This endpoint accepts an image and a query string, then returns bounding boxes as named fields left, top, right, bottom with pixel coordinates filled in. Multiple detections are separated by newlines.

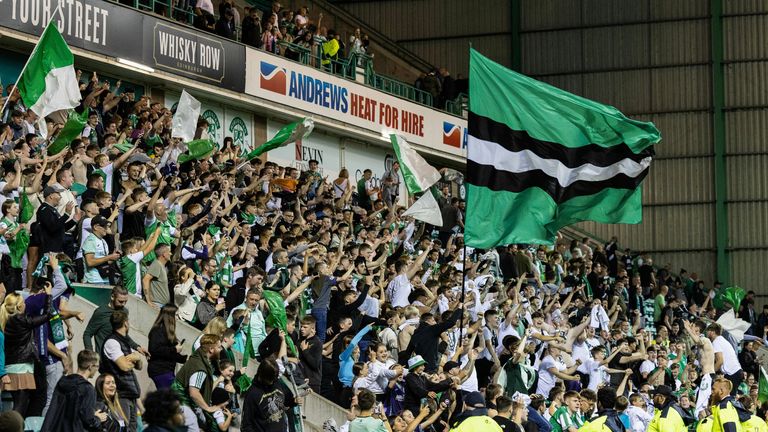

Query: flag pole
left=0, top=7, right=63, bottom=116
left=459, top=242, right=467, bottom=346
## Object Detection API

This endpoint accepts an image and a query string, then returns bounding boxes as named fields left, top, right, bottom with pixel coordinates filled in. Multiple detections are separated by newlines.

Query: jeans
left=150, top=371, right=176, bottom=390
left=311, top=307, right=328, bottom=343
left=119, top=398, right=137, bottom=432
left=42, top=361, right=64, bottom=417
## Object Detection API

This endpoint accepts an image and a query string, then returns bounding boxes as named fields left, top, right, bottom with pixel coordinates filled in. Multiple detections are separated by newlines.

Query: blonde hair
left=201, top=316, right=227, bottom=336
left=0, top=293, right=23, bottom=330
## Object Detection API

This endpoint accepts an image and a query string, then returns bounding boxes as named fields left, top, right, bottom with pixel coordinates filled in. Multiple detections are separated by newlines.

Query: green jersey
left=550, top=406, right=583, bottom=432
left=119, top=251, right=145, bottom=297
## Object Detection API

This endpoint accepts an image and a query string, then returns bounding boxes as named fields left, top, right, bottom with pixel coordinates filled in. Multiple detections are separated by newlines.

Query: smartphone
left=420, top=398, right=429, bottom=407
left=217, top=297, right=225, bottom=304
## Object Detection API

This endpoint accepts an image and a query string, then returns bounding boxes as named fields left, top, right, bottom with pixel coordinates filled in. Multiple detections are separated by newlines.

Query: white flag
left=390, top=134, right=441, bottom=194
left=716, top=309, right=751, bottom=344
left=403, top=191, right=443, bottom=226
left=172, top=90, right=201, bottom=142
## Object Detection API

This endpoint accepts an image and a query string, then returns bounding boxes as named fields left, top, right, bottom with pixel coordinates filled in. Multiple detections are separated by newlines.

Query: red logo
left=260, top=61, right=286, bottom=95
left=443, top=122, right=461, bottom=148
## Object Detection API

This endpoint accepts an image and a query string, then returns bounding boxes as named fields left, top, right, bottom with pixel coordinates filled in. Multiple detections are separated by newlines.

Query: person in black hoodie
left=148, top=304, right=188, bottom=390
left=403, top=355, right=452, bottom=414
left=407, top=308, right=462, bottom=373
left=40, top=349, right=107, bottom=432
left=241, top=358, right=300, bottom=432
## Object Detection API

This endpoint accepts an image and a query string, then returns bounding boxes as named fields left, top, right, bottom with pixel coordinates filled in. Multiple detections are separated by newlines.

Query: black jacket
left=40, top=374, right=102, bottom=432
left=241, top=16, right=262, bottom=47
left=148, top=324, right=187, bottom=378
left=241, top=381, right=297, bottom=432
left=35, top=202, right=77, bottom=254
left=409, top=309, right=462, bottom=372
left=299, top=335, right=322, bottom=393
left=403, top=372, right=451, bottom=414
left=4, top=294, right=52, bottom=365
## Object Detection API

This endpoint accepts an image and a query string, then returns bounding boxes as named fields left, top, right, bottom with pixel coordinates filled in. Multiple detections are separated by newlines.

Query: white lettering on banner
left=6, top=0, right=110, bottom=46
left=199, top=44, right=220, bottom=70
left=246, top=49, right=467, bottom=158
left=158, top=31, right=197, bottom=63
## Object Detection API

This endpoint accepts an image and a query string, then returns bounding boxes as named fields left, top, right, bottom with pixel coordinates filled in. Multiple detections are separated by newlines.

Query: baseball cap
left=464, top=391, right=485, bottom=408
left=91, top=215, right=109, bottom=228
left=43, top=186, right=60, bottom=198
left=443, top=361, right=460, bottom=373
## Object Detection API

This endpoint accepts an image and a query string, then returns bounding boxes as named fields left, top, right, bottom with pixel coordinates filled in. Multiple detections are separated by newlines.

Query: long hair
left=0, top=293, right=23, bottom=331
left=95, top=373, right=127, bottom=422
left=151, top=304, right=179, bottom=344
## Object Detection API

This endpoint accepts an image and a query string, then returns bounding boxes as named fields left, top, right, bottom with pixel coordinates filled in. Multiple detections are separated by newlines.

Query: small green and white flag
left=245, top=117, right=314, bottom=161
left=389, top=134, right=442, bottom=194
left=17, top=22, right=80, bottom=123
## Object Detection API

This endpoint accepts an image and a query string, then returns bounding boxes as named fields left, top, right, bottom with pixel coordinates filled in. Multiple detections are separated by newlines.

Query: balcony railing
left=107, top=0, right=468, bottom=117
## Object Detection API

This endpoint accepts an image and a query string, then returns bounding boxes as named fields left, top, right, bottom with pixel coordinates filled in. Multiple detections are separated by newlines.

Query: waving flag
left=17, top=22, right=81, bottom=122
left=465, top=49, right=661, bottom=247
left=245, top=118, right=314, bottom=161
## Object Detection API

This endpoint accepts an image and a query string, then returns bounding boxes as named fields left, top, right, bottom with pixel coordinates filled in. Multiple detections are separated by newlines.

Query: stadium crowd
left=0, top=67, right=765, bottom=432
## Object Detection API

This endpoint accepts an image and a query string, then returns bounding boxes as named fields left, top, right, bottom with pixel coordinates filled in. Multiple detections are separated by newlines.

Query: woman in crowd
left=95, top=373, right=128, bottom=432
left=195, top=282, right=227, bottom=328
left=148, top=304, right=188, bottom=389
left=0, top=281, right=52, bottom=417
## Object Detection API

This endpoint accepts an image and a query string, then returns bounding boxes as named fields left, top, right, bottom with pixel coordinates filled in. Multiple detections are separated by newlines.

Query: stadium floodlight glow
left=117, top=58, right=155, bottom=73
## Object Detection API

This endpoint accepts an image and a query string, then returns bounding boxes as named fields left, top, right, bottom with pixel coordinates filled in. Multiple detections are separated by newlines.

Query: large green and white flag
left=759, top=366, right=768, bottom=403
left=244, top=118, right=314, bottom=161
left=465, top=49, right=661, bottom=247
left=389, top=134, right=441, bottom=194
left=17, top=22, right=80, bottom=122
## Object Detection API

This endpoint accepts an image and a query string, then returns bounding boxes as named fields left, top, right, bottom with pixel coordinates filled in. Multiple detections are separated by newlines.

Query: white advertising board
left=245, top=49, right=467, bottom=159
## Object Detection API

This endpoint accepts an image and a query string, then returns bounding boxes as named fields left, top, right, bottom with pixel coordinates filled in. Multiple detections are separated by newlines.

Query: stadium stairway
left=68, top=286, right=349, bottom=432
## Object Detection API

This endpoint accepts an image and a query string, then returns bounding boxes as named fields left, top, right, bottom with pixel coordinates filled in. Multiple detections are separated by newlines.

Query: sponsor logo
left=154, top=23, right=225, bottom=81
left=202, top=109, right=221, bottom=142
left=260, top=61, right=287, bottom=95
left=442, top=122, right=462, bottom=148
left=229, top=117, right=249, bottom=152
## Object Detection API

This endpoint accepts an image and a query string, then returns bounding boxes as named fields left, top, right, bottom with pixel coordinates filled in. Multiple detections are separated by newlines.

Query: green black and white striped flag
left=465, top=49, right=661, bottom=248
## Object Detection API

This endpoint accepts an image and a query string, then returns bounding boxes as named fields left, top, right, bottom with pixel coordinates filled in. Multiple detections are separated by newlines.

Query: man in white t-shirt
left=638, top=347, right=658, bottom=381
left=93, top=144, right=138, bottom=195
left=707, top=323, right=743, bottom=396
left=386, top=248, right=429, bottom=308
left=536, top=345, right=579, bottom=396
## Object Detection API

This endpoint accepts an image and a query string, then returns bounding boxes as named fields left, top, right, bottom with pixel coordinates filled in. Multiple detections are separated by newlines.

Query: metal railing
left=367, top=73, right=433, bottom=107
left=107, top=0, right=462, bottom=115
left=445, top=92, right=469, bottom=117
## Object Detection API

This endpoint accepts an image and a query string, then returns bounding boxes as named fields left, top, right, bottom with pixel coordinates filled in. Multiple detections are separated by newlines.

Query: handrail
left=368, top=73, right=434, bottom=107
left=105, top=0, right=461, bottom=114
left=295, top=0, right=435, bottom=73
left=445, top=92, right=469, bottom=117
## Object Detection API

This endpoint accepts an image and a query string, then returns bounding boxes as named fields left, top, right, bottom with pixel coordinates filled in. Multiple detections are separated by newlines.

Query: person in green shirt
left=550, top=391, right=583, bottom=432
left=349, top=389, right=389, bottom=432
left=119, top=227, right=161, bottom=298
